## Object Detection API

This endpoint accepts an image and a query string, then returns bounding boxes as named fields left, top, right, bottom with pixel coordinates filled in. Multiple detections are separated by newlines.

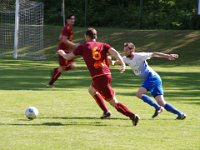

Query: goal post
left=198, top=0, right=200, bottom=15
left=13, top=0, right=19, bottom=59
left=0, top=0, right=45, bottom=60
left=61, top=0, right=66, bottom=26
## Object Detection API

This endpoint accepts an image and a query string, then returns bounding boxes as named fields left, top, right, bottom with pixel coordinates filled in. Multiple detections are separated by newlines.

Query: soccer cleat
left=152, top=107, right=163, bottom=118
left=48, top=84, right=55, bottom=88
left=176, top=113, right=186, bottom=120
left=100, top=110, right=111, bottom=119
left=48, top=68, right=57, bottom=88
left=131, top=114, right=140, bottom=126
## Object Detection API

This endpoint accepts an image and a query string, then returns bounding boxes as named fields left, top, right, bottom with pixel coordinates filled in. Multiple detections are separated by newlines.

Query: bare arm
left=152, top=52, right=179, bottom=60
left=108, top=48, right=125, bottom=73
left=59, top=35, right=78, bottom=49
left=58, top=49, right=76, bottom=60
left=107, top=56, right=122, bottom=66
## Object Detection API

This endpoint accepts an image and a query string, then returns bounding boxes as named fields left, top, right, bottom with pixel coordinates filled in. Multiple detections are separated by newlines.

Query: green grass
left=0, top=27, right=200, bottom=149
left=0, top=58, right=199, bottom=150
left=44, top=26, right=200, bottom=65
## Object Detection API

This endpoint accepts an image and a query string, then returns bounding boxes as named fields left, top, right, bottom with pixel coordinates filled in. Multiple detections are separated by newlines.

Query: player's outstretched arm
left=108, top=48, right=125, bottom=73
left=107, top=56, right=118, bottom=66
left=58, top=49, right=76, bottom=60
left=152, top=52, right=179, bottom=60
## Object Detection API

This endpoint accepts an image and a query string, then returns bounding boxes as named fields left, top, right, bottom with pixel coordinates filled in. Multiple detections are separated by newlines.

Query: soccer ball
left=25, top=106, right=39, bottom=120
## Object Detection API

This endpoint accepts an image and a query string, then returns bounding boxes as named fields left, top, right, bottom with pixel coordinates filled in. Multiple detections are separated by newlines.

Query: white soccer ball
left=25, top=106, right=39, bottom=120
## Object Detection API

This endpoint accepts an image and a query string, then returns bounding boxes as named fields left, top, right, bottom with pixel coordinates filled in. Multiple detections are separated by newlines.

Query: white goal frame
left=0, top=0, right=45, bottom=60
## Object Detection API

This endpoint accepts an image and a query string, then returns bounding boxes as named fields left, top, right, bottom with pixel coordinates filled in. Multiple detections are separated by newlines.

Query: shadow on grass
left=0, top=122, right=114, bottom=127
left=39, top=116, right=179, bottom=122
left=0, top=58, right=199, bottom=106
left=0, top=117, right=178, bottom=127
left=0, top=121, right=132, bottom=127
left=0, top=64, right=199, bottom=90
left=39, top=116, right=129, bottom=120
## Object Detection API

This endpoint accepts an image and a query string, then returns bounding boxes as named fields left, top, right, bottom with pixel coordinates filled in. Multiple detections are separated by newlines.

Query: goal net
left=0, top=0, right=45, bottom=60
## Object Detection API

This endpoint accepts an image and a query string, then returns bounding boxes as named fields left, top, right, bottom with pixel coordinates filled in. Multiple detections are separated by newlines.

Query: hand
left=58, top=49, right=66, bottom=56
left=119, top=65, right=126, bottom=73
left=74, top=43, right=80, bottom=48
left=111, top=60, right=115, bottom=66
left=168, top=54, right=179, bottom=60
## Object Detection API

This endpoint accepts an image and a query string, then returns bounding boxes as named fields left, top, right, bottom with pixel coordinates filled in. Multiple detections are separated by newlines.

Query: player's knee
left=58, top=66, right=64, bottom=72
left=155, top=95, right=166, bottom=106
left=70, top=62, right=76, bottom=70
left=108, top=97, right=118, bottom=107
left=88, top=87, right=92, bottom=95
left=156, top=99, right=166, bottom=107
left=136, top=92, right=142, bottom=99
left=88, top=86, right=96, bottom=96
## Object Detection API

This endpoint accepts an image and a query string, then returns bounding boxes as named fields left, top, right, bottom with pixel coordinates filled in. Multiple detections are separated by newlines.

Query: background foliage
left=38, top=0, right=200, bottom=29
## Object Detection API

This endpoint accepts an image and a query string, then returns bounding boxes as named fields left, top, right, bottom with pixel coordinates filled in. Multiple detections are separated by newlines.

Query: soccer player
left=112, top=42, right=186, bottom=120
left=58, top=28, right=140, bottom=126
left=48, top=15, right=78, bottom=87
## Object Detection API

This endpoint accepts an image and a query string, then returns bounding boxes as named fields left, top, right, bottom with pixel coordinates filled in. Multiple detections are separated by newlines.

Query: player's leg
left=48, top=55, right=76, bottom=87
left=136, top=87, right=161, bottom=111
left=48, top=66, right=63, bottom=87
left=88, top=85, right=111, bottom=119
left=155, top=95, right=186, bottom=120
left=95, top=75, right=140, bottom=126
left=108, top=97, right=140, bottom=126
left=151, top=77, right=186, bottom=120
left=48, top=55, right=65, bottom=86
left=63, top=61, right=76, bottom=71
left=137, top=86, right=162, bottom=118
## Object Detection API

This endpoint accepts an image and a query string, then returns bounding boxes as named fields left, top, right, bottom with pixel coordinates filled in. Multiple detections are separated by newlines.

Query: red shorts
left=58, top=54, right=75, bottom=68
left=92, top=74, right=115, bottom=101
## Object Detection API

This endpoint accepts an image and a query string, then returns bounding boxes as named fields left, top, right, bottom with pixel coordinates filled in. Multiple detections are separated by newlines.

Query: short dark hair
left=124, top=42, right=135, bottom=50
left=67, top=15, right=75, bottom=20
left=85, top=28, right=97, bottom=39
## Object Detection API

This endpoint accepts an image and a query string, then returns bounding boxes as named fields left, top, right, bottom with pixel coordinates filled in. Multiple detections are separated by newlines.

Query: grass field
left=0, top=28, right=200, bottom=150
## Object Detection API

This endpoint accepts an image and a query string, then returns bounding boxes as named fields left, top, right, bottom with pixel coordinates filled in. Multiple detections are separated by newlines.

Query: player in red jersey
left=48, top=15, right=78, bottom=87
left=58, top=28, right=140, bottom=126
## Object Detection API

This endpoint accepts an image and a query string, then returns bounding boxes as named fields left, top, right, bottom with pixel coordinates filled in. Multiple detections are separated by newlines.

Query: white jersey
left=123, top=52, right=157, bottom=78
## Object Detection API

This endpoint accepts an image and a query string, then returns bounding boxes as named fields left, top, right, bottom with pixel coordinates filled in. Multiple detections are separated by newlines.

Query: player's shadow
left=39, top=116, right=179, bottom=121
left=0, top=116, right=179, bottom=127
left=40, top=116, right=129, bottom=120
left=0, top=121, right=130, bottom=127
left=0, top=116, right=131, bottom=127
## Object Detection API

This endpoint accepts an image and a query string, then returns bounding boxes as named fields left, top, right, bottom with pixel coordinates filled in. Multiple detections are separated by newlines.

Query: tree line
left=38, top=0, right=200, bottom=29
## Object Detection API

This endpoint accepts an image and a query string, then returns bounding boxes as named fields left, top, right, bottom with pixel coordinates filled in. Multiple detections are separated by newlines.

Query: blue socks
left=141, top=95, right=184, bottom=117
left=164, top=103, right=183, bottom=116
left=141, top=95, right=160, bottom=110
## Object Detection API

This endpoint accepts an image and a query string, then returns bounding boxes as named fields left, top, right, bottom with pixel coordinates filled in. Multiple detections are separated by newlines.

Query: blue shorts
left=141, top=73, right=164, bottom=97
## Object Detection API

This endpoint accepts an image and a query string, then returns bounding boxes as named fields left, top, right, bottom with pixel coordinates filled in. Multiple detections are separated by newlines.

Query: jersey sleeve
left=138, top=52, right=153, bottom=61
left=103, top=43, right=112, bottom=53
left=62, top=26, right=69, bottom=37
left=122, top=56, right=128, bottom=64
left=73, top=44, right=83, bottom=56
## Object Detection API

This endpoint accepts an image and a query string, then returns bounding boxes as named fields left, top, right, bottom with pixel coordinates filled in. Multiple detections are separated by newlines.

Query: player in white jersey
left=113, top=42, right=186, bottom=120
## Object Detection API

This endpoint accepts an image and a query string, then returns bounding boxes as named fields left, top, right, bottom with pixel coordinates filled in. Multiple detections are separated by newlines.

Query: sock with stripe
left=115, top=102, right=135, bottom=119
left=64, top=65, right=72, bottom=71
left=49, top=68, right=61, bottom=85
left=93, top=93, right=108, bottom=113
left=141, top=94, right=161, bottom=110
left=164, top=103, right=183, bottom=116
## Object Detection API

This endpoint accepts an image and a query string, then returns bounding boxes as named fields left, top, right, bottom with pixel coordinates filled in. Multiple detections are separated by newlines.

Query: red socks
left=49, top=68, right=61, bottom=85
left=48, top=66, right=73, bottom=85
left=93, top=94, right=135, bottom=119
left=115, top=102, right=135, bottom=119
left=64, top=65, right=72, bottom=71
left=93, top=93, right=109, bottom=113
